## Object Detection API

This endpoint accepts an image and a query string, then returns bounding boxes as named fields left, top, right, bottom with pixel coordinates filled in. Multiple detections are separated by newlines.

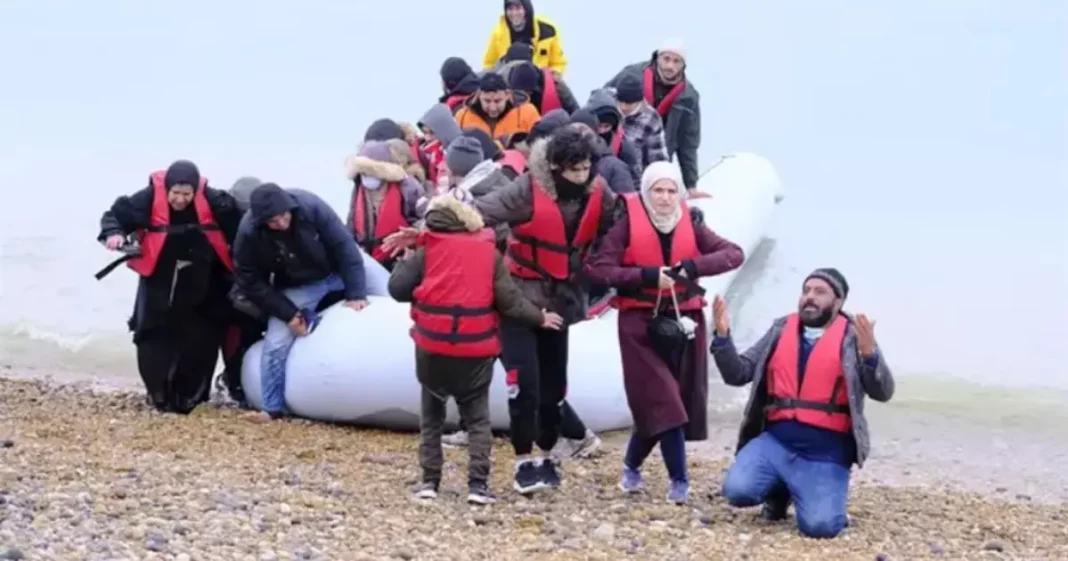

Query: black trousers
left=135, top=314, right=220, bottom=414
left=500, top=317, right=570, bottom=455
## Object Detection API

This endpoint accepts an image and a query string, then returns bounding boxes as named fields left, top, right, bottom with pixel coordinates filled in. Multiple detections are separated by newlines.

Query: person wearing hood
left=439, top=57, right=481, bottom=112
left=344, top=139, right=425, bottom=271
left=483, top=0, right=567, bottom=76
left=710, top=271, right=894, bottom=538
left=455, top=72, right=541, bottom=148
left=389, top=128, right=618, bottom=493
left=417, top=103, right=464, bottom=188
left=388, top=193, right=563, bottom=505
left=501, top=61, right=579, bottom=115
left=569, top=110, right=636, bottom=194
left=232, top=183, right=369, bottom=421
left=605, top=40, right=701, bottom=193
left=97, top=160, right=242, bottom=414
left=586, top=162, right=745, bottom=504
left=586, top=89, right=644, bottom=183
left=608, top=73, right=670, bottom=169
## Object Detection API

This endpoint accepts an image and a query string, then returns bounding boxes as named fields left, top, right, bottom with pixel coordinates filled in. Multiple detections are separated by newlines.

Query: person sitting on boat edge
left=233, top=183, right=370, bottom=422
left=586, top=161, right=744, bottom=504
left=585, top=88, right=643, bottom=184
left=608, top=72, right=670, bottom=169
left=710, top=269, right=895, bottom=538
left=345, top=139, right=424, bottom=271
left=439, top=57, right=480, bottom=113
left=605, top=39, right=701, bottom=195
left=415, top=103, right=464, bottom=190
left=503, top=60, right=579, bottom=115
left=482, top=0, right=567, bottom=77
left=388, top=192, right=563, bottom=505
left=455, top=72, right=540, bottom=150
left=568, top=111, right=636, bottom=194
left=97, top=160, right=243, bottom=414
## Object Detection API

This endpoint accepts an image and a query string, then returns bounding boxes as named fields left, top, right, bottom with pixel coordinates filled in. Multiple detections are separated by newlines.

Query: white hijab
left=639, top=161, right=686, bottom=233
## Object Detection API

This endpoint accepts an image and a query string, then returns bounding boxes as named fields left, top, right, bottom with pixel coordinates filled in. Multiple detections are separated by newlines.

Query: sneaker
left=467, top=482, right=498, bottom=505
left=618, top=465, right=644, bottom=494
left=568, top=431, right=603, bottom=459
left=513, top=460, right=545, bottom=494
left=538, top=458, right=562, bottom=489
left=413, top=481, right=439, bottom=500
left=667, top=480, right=689, bottom=505
left=442, top=431, right=469, bottom=448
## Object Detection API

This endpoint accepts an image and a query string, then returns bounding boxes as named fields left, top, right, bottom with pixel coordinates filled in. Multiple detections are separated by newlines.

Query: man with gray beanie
left=709, top=268, right=895, bottom=539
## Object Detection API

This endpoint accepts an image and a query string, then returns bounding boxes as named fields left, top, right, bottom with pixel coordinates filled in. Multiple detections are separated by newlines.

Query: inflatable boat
left=241, top=152, right=784, bottom=431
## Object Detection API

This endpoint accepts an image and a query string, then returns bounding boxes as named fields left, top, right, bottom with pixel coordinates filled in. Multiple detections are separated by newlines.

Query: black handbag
left=646, top=273, right=699, bottom=368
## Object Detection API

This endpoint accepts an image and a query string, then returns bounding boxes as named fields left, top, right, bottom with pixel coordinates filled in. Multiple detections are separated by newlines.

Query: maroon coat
left=586, top=204, right=744, bottom=440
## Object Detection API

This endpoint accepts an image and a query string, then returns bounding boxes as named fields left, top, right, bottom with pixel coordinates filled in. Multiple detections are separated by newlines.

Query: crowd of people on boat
left=94, top=0, right=894, bottom=539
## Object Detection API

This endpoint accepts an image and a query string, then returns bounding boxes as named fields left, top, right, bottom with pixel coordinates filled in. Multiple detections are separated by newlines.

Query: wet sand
left=2, top=374, right=1067, bottom=561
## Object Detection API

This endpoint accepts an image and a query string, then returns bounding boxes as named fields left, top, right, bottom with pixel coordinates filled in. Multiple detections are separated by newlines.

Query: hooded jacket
left=418, top=104, right=463, bottom=149
left=233, top=187, right=367, bottom=322
left=471, top=138, right=620, bottom=323
left=482, top=0, right=567, bottom=75
left=605, top=53, right=701, bottom=189
left=345, top=139, right=427, bottom=234
left=387, top=194, right=544, bottom=331
left=585, top=88, right=644, bottom=183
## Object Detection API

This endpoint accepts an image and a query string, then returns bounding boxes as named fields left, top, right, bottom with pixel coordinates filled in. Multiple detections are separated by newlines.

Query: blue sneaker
left=618, top=465, right=644, bottom=494
left=667, top=480, right=690, bottom=505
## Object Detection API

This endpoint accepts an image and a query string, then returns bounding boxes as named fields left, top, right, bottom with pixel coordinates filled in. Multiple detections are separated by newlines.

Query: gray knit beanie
left=445, top=136, right=485, bottom=177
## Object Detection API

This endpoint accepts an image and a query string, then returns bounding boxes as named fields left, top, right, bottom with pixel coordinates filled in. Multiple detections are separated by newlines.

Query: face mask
left=802, top=326, right=825, bottom=341
left=361, top=176, right=383, bottom=190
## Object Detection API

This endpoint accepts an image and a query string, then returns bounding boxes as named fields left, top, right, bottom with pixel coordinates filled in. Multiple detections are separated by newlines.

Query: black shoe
left=538, top=458, right=562, bottom=489
left=413, top=480, right=439, bottom=500
left=467, top=482, right=497, bottom=505
left=760, top=496, right=790, bottom=521
left=513, top=460, right=545, bottom=494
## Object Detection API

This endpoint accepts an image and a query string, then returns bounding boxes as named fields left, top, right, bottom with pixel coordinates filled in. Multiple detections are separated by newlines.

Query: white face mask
left=802, top=326, right=825, bottom=341
left=361, top=176, right=383, bottom=190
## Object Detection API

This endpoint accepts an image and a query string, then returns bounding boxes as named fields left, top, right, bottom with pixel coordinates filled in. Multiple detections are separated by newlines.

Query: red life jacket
left=410, top=229, right=501, bottom=358
left=614, top=193, right=703, bottom=311
left=423, top=140, right=445, bottom=184
left=610, top=126, right=624, bottom=157
left=765, top=314, right=852, bottom=433
left=539, top=68, right=563, bottom=113
left=499, top=149, right=527, bottom=176
left=351, top=183, right=411, bottom=264
left=506, top=178, right=605, bottom=281
left=127, top=171, right=234, bottom=277
left=444, top=94, right=467, bottom=112
left=642, top=66, right=686, bottom=119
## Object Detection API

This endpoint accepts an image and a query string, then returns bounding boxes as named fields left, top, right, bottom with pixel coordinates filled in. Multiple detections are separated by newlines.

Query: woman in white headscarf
left=586, top=161, right=745, bottom=504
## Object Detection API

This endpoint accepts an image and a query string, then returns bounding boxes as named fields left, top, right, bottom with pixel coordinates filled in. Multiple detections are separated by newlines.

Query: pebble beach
left=2, top=376, right=1066, bottom=561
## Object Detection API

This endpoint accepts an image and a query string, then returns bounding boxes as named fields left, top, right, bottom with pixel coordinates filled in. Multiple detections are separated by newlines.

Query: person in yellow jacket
left=482, top=0, right=567, bottom=77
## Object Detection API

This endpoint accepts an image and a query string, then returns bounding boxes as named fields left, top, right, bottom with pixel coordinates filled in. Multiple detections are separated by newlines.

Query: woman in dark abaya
left=586, top=161, right=745, bottom=504
left=97, top=160, right=242, bottom=413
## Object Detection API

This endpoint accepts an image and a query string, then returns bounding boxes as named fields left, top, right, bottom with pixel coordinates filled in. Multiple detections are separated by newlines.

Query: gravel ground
left=1, top=378, right=1066, bottom=561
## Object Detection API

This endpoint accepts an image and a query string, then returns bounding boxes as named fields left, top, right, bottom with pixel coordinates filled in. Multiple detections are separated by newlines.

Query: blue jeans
left=722, top=432, right=850, bottom=539
left=260, top=274, right=345, bottom=414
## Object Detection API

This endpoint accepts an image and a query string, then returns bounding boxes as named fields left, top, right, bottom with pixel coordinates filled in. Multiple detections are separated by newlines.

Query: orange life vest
left=351, top=183, right=411, bottom=264
left=499, top=149, right=527, bottom=176
left=614, top=193, right=703, bottom=311
left=642, top=66, right=686, bottom=119
left=505, top=178, right=605, bottom=281
left=765, top=314, right=852, bottom=433
left=410, top=229, right=501, bottom=358
left=539, top=68, right=562, bottom=113
left=127, top=171, right=234, bottom=277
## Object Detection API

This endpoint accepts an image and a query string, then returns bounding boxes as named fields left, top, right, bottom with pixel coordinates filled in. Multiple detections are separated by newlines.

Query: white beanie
left=658, top=38, right=686, bottom=61
left=640, top=161, right=685, bottom=198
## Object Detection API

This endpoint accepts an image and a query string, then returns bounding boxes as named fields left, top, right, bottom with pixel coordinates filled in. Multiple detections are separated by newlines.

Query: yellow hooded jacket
left=482, top=14, right=567, bottom=76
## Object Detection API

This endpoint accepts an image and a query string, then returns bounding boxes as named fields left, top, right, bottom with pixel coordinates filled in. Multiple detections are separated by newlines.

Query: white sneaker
left=442, top=430, right=469, bottom=448
left=568, top=431, right=602, bottom=459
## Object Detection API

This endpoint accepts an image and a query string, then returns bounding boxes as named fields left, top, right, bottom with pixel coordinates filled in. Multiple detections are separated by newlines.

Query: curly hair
left=545, top=127, right=594, bottom=169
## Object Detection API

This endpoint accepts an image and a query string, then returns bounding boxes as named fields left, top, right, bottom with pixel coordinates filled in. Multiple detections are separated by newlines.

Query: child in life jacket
left=386, top=193, right=563, bottom=505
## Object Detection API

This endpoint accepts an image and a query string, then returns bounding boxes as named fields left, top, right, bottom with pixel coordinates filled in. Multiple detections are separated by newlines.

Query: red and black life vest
left=499, top=149, right=527, bottom=176
left=410, top=229, right=501, bottom=358
left=505, top=178, right=605, bottom=281
left=642, top=66, right=686, bottom=119
left=351, top=183, right=411, bottom=264
left=126, top=171, right=234, bottom=277
left=765, top=314, right=852, bottom=433
left=539, top=68, right=562, bottom=113
left=614, top=193, right=703, bottom=311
